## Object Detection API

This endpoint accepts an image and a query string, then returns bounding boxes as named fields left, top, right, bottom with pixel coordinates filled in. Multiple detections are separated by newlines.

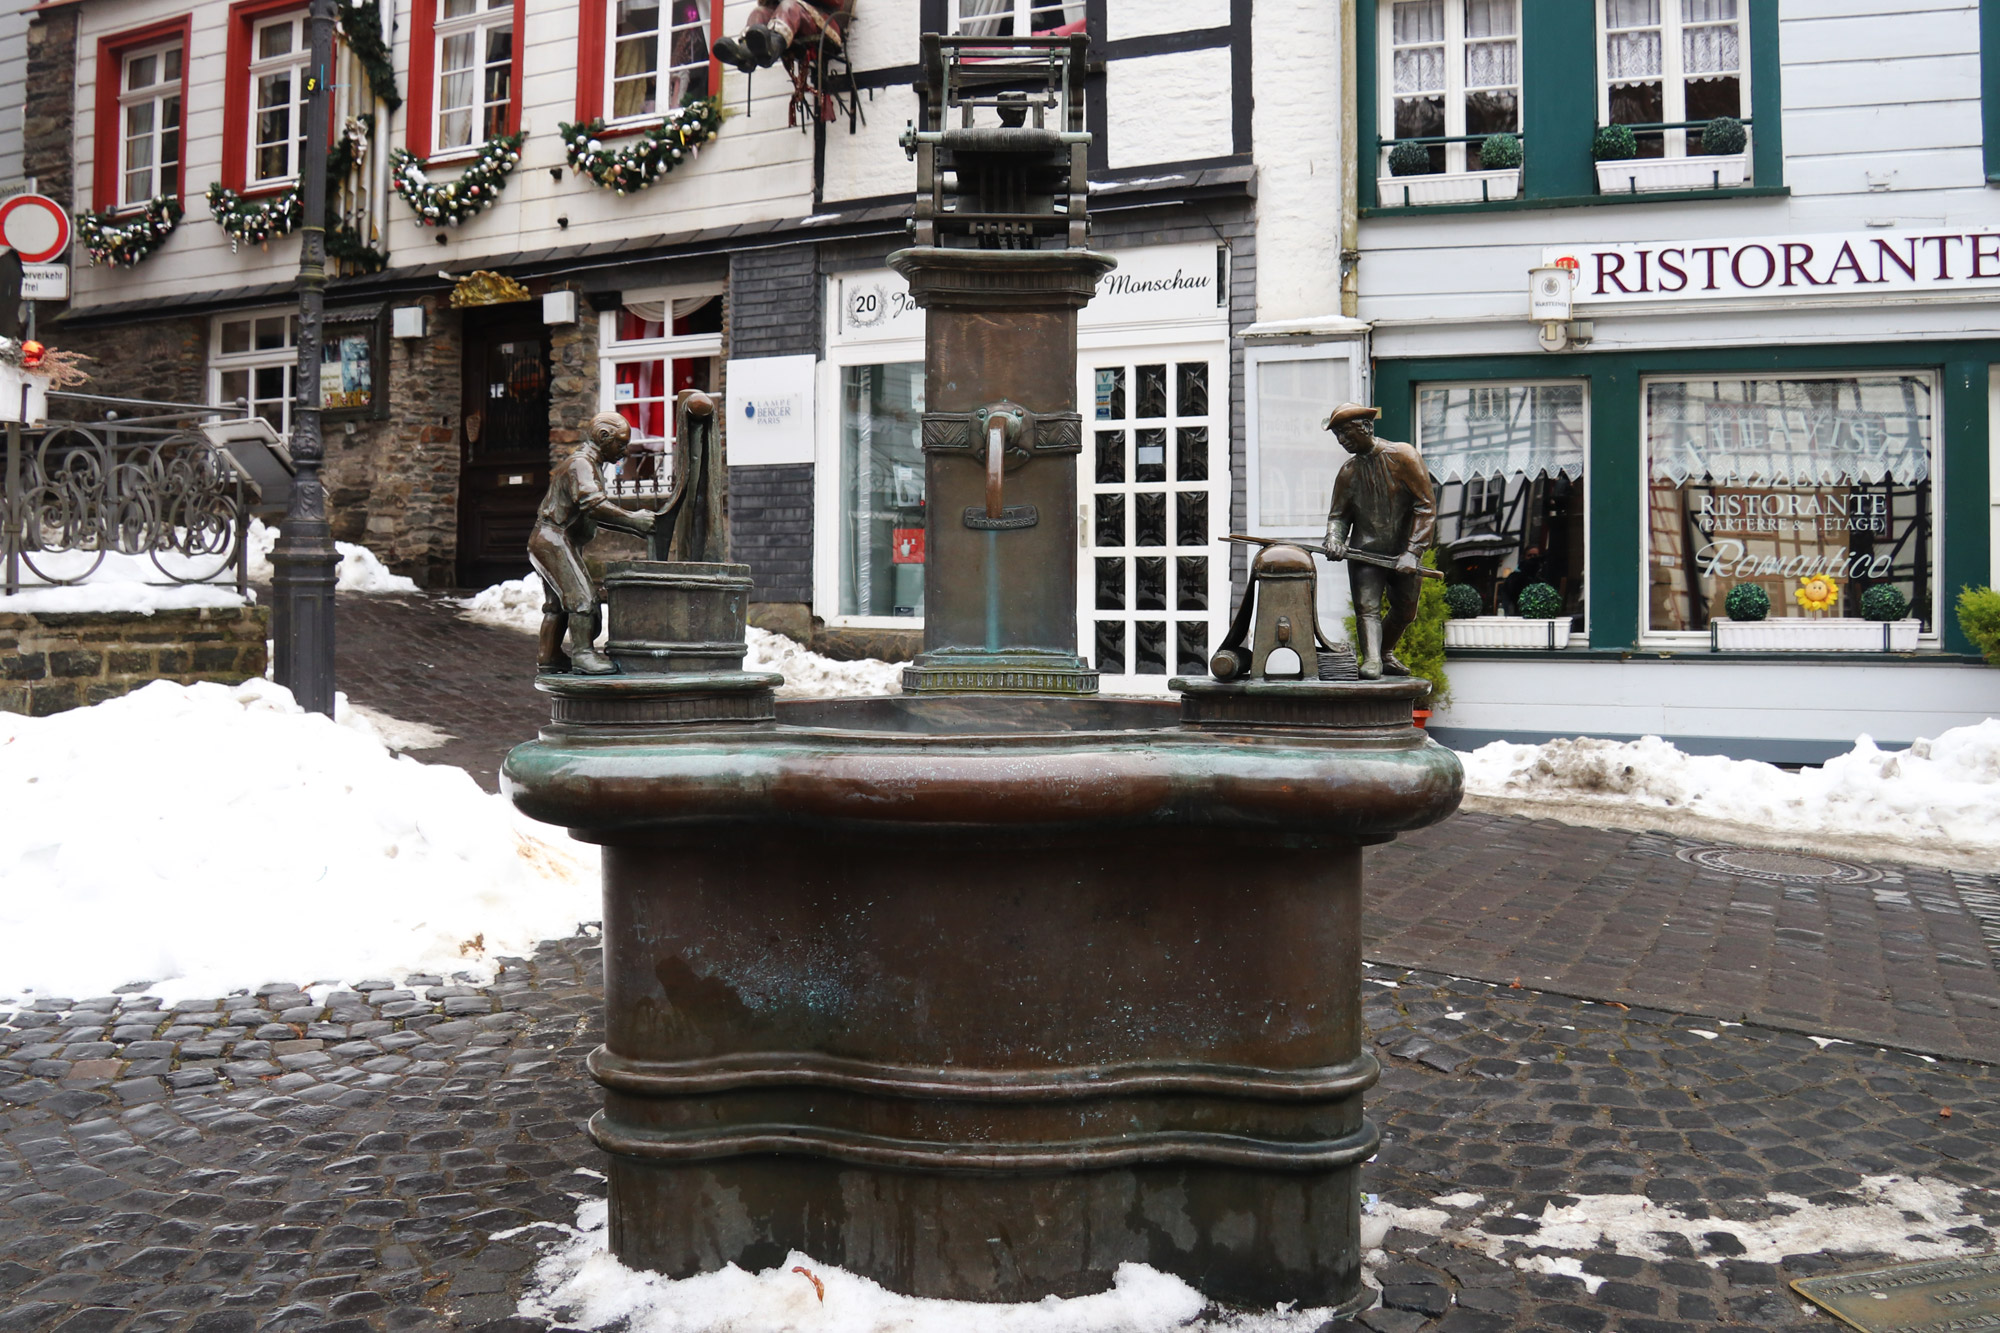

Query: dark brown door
left=457, top=307, right=552, bottom=587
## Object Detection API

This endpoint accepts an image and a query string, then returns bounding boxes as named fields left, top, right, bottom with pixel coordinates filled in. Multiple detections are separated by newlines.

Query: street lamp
left=271, top=0, right=340, bottom=716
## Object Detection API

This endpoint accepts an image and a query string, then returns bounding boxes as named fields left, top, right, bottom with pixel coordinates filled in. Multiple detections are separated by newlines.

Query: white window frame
left=948, top=1, right=1086, bottom=37
left=119, top=40, right=183, bottom=208
left=1597, top=0, right=1748, bottom=161
left=433, top=0, right=514, bottom=157
left=1378, top=0, right=1521, bottom=177
left=597, top=286, right=724, bottom=498
left=248, top=12, right=309, bottom=187
left=606, top=0, right=709, bottom=126
left=209, top=309, right=300, bottom=443
left=1636, top=369, right=1937, bottom=649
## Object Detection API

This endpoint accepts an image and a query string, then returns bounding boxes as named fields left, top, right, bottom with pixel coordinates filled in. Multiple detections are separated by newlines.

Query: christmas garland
left=206, top=116, right=386, bottom=271
left=337, top=0, right=402, bottom=111
left=391, top=131, right=525, bottom=227
left=559, top=97, right=724, bottom=194
left=75, top=194, right=184, bottom=268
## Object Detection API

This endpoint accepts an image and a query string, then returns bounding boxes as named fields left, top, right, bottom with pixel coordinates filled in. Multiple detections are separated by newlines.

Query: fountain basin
left=503, top=682, right=1460, bottom=1311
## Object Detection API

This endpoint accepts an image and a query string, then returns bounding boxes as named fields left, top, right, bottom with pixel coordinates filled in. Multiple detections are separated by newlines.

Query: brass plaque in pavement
left=1793, top=1253, right=2000, bottom=1333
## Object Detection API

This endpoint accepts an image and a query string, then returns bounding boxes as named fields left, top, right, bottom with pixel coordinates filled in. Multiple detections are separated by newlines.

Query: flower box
left=1710, top=618, right=1922, bottom=652
left=1377, top=168, right=1522, bottom=208
left=1445, top=616, right=1573, bottom=650
left=1595, top=153, right=1747, bottom=195
left=0, top=364, right=49, bottom=425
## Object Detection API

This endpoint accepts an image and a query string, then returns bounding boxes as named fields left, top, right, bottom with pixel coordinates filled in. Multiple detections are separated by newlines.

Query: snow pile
left=246, top=518, right=420, bottom=594
left=0, top=678, right=597, bottom=1004
left=515, top=1199, right=1337, bottom=1333
left=0, top=546, right=251, bottom=614
left=456, top=575, right=908, bottom=699
left=1459, top=720, right=2000, bottom=863
left=1364, top=1176, right=1985, bottom=1294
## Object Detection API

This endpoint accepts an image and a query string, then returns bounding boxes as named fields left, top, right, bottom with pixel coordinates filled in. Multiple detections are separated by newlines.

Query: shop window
left=1417, top=381, right=1587, bottom=625
left=92, top=20, right=191, bottom=212
left=248, top=13, right=310, bottom=185
left=1253, top=355, right=1351, bottom=530
left=609, top=0, right=710, bottom=120
left=599, top=292, right=723, bottom=498
left=950, top=0, right=1085, bottom=37
left=840, top=363, right=926, bottom=619
left=1381, top=0, right=1520, bottom=175
left=1644, top=375, right=1934, bottom=634
left=1601, top=0, right=1744, bottom=159
left=210, top=310, right=300, bottom=440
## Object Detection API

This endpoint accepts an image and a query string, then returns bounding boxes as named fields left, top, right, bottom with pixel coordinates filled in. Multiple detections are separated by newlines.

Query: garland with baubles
left=75, top=194, right=184, bottom=268
left=207, top=117, right=386, bottom=271
left=391, top=132, right=525, bottom=227
left=559, top=96, right=724, bottom=194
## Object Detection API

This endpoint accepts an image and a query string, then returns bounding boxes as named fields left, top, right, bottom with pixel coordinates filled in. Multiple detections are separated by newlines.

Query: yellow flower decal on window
left=1796, top=575, right=1840, bottom=612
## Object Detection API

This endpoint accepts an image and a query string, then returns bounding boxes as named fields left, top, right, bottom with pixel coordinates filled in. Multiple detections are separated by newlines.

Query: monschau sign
left=1545, top=228, right=2000, bottom=304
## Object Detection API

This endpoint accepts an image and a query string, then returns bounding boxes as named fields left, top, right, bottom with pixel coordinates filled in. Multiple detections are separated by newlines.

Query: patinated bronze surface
left=527, top=411, right=656, bottom=675
left=1792, top=1253, right=2000, bottom=1332
left=1321, top=403, right=1438, bottom=681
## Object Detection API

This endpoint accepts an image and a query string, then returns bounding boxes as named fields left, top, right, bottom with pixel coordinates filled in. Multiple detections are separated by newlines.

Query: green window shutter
left=1520, top=1, right=1596, bottom=200
left=1985, top=0, right=2000, bottom=182
left=1358, top=0, right=1379, bottom=211
left=1748, top=0, right=1782, bottom=188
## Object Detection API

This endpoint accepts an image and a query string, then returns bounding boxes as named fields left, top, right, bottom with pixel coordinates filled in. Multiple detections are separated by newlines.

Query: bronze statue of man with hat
left=1321, top=402, right=1437, bottom=680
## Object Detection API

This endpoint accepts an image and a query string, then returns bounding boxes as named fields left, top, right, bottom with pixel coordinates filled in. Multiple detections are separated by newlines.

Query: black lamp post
left=271, top=0, right=340, bottom=716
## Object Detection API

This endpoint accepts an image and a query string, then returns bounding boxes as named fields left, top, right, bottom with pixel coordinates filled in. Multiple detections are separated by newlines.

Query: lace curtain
left=1392, top=0, right=1444, bottom=95
left=1647, top=378, right=1933, bottom=487
left=955, top=0, right=1013, bottom=36
left=623, top=295, right=715, bottom=327
left=1418, top=384, right=1587, bottom=484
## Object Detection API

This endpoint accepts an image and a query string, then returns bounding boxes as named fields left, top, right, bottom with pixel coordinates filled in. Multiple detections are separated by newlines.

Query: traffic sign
left=0, top=194, right=72, bottom=264
left=20, top=264, right=68, bottom=300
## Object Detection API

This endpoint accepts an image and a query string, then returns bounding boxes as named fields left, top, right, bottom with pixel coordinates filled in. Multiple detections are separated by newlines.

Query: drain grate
left=1676, top=844, right=1883, bottom=885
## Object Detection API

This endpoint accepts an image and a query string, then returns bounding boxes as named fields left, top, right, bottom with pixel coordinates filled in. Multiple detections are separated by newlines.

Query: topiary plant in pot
left=1699, top=115, right=1746, bottom=156
left=1517, top=582, right=1563, bottom=620
left=1860, top=584, right=1909, bottom=622
left=1477, top=132, right=1522, bottom=171
left=1725, top=582, right=1770, bottom=621
left=1444, top=583, right=1483, bottom=619
left=1592, top=124, right=1638, bottom=161
left=1388, top=140, right=1437, bottom=177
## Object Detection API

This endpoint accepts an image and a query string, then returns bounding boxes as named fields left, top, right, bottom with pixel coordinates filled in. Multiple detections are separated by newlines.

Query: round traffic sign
left=0, top=194, right=72, bottom=264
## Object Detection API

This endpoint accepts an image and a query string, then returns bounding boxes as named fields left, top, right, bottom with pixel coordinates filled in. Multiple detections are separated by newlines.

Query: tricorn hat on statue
left=1322, top=402, right=1382, bottom=431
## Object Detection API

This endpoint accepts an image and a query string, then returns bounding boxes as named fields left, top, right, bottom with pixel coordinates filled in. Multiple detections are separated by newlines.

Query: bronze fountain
left=505, top=32, right=1460, bottom=1315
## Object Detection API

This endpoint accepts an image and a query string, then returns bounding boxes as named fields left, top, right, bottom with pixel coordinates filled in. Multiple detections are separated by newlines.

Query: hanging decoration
left=391, top=132, right=525, bottom=227
left=712, top=0, right=862, bottom=131
left=559, top=97, right=725, bottom=194
left=75, top=195, right=184, bottom=268
left=206, top=116, right=386, bottom=271
left=336, top=0, right=402, bottom=110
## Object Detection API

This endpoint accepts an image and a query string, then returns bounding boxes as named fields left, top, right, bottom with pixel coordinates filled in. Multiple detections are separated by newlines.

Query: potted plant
left=1378, top=132, right=1523, bottom=207
left=1594, top=116, right=1748, bottom=195
left=1710, top=578, right=1922, bottom=651
left=1959, top=586, right=2000, bottom=664
left=1443, top=579, right=1573, bottom=649
left=0, top=337, right=72, bottom=425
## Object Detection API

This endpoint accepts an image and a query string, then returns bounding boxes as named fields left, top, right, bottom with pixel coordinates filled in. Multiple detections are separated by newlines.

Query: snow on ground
left=513, top=1199, right=1337, bottom=1333
left=0, top=678, right=595, bottom=1004
left=1457, top=721, right=2000, bottom=871
left=246, top=518, right=421, bottom=594
left=1363, top=1176, right=1985, bottom=1295
left=456, top=575, right=907, bottom=698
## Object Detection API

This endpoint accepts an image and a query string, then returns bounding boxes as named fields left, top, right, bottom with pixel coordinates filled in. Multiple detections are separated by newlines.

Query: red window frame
left=220, top=0, right=313, bottom=195
left=574, top=0, right=724, bottom=137
left=93, top=16, right=193, bottom=213
left=407, top=0, right=527, bottom=163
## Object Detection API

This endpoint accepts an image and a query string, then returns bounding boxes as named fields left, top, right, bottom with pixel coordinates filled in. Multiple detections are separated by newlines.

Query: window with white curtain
left=1382, top=0, right=1519, bottom=174
left=120, top=43, right=183, bottom=207
left=249, top=13, right=309, bottom=185
left=599, top=291, right=723, bottom=498
left=950, top=0, right=1085, bottom=37
left=434, top=0, right=513, bottom=152
left=210, top=311, right=300, bottom=442
left=609, top=0, right=710, bottom=122
left=1601, top=0, right=1745, bottom=159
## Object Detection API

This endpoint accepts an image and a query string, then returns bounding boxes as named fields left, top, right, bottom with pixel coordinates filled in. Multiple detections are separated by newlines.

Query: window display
left=841, top=362, right=925, bottom=618
left=1416, top=380, right=1587, bottom=624
left=1644, top=374, right=1933, bottom=633
left=599, top=293, right=721, bottom=498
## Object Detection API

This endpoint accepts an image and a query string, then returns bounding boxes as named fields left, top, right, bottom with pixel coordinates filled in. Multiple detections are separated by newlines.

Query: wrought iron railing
left=2, top=393, right=259, bottom=597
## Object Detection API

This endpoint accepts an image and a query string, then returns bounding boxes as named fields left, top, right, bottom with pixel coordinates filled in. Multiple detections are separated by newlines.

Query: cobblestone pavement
left=4, top=950, right=1997, bottom=1333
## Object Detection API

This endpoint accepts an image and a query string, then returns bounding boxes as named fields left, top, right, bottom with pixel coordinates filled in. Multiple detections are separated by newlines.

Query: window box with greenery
left=1593, top=116, right=1747, bottom=194
left=1444, top=580, right=1574, bottom=648
left=1378, top=0, right=1522, bottom=206
left=1709, top=580, right=1922, bottom=652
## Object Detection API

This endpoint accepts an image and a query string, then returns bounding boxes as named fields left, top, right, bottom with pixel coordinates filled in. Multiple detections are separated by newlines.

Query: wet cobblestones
left=5, top=944, right=1996, bottom=1332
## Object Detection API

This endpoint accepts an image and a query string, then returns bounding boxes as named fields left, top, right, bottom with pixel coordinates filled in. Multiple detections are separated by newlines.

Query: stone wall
left=45, top=316, right=209, bottom=408
left=22, top=8, right=74, bottom=204
left=0, top=606, right=270, bottom=715
left=345, top=294, right=463, bottom=585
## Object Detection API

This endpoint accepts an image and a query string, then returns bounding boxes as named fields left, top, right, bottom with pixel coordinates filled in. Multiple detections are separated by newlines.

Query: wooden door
left=456, top=308, right=551, bottom=588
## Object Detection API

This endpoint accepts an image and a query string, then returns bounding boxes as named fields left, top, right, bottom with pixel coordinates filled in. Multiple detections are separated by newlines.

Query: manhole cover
left=1677, top=845, right=1882, bottom=885
left=1793, top=1252, right=2000, bottom=1331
